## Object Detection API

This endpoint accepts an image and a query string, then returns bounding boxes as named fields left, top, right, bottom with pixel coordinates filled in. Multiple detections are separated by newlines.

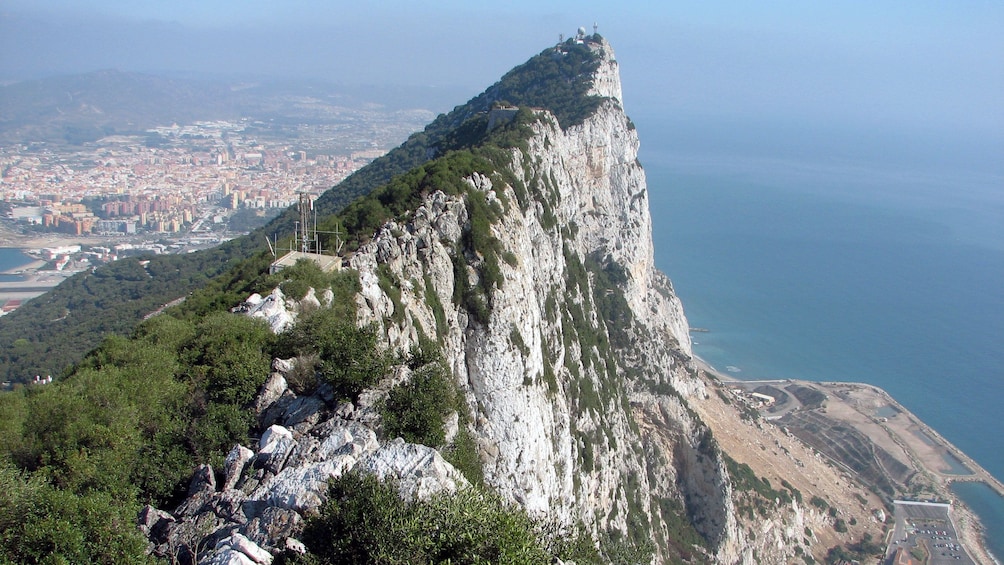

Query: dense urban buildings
left=1, top=119, right=391, bottom=238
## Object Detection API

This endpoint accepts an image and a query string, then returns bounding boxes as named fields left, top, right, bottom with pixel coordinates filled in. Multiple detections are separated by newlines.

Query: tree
left=381, top=360, right=457, bottom=446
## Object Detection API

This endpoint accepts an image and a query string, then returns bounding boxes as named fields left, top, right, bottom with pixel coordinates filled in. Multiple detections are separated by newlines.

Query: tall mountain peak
left=0, top=36, right=889, bottom=565
left=141, top=35, right=738, bottom=563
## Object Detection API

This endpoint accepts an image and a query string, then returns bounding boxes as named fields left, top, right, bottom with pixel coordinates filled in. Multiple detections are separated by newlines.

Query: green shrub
left=192, top=403, right=252, bottom=463
left=280, top=278, right=311, bottom=301
left=809, top=495, right=829, bottom=511
left=380, top=360, right=456, bottom=447
left=0, top=463, right=150, bottom=564
left=182, top=312, right=273, bottom=406
left=277, top=307, right=389, bottom=401
left=442, top=426, right=484, bottom=488
left=299, top=472, right=585, bottom=565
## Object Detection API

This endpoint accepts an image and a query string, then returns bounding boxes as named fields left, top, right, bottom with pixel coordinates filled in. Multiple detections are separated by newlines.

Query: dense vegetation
left=0, top=245, right=247, bottom=383
left=465, top=38, right=605, bottom=131
left=0, top=261, right=380, bottom=562
left=380, top=346, right=458, bottom=447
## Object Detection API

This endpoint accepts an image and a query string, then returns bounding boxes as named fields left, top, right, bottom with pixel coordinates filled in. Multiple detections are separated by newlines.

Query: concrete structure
left=269, top=251, right=341, bottom=275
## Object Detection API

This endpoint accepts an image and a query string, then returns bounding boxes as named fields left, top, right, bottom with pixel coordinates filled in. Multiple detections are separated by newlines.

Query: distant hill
left=0, top=69, right=464, bottom=145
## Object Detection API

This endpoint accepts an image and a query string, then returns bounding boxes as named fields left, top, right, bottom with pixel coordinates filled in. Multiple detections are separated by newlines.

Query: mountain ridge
left=0, top=35, right=894, bottom=564
left=0, top=38, right=615, bottom=382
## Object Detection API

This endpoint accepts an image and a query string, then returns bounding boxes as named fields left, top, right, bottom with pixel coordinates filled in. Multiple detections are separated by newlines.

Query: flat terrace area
left=269, top=251, right=342, bottom=274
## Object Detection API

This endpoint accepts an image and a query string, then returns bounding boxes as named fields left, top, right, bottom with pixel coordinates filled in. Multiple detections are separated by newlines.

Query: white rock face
left=201, top=550, right=257, bottom=565
left=210, top=533, right=273, bottom=565
left=248, top=457, right=356, bottom=513
left=224, top=445, right=255, bottom=491
left=586, top=40, right=624, bottom=103
left=147, top=38, right=761, bottom=564
left=356, top=439, right=470, bottom=501
left=341, top=39, right=732, bottom=562
left=232, top=288, right=294, bottom=333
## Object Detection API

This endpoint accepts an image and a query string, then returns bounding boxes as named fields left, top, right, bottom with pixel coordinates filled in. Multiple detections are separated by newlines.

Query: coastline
left=691, top=352, right=1000, bottom=564
left=0, top=223, right=113, bottom=250
left=1, top=258, right=48, bottom=275
left=0, top=248, right=72, bottom=306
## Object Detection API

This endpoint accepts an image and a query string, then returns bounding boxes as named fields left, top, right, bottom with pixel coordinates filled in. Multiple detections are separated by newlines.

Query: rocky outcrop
left=143, top=37, right=813, bottom=564
left=140, top=359, right=468, bottom=563
left=230, top=289, right=294, bottom=334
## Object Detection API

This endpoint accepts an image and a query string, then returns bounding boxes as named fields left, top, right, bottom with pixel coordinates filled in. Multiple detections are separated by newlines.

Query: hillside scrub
left=295, top=472, right=601, bottom=565
left=0, top=462, right=151, bottom=565
left=0, top=260, right=390, bottom=560
left=380, top=358, right=457, bottom=447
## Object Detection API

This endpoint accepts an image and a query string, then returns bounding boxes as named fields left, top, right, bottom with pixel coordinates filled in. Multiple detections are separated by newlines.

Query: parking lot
left=887, top=501, right=975, bottom=565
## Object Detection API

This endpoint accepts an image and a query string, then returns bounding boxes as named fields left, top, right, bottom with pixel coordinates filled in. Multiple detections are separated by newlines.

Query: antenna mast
left=298, top=192, right=312, bottom=253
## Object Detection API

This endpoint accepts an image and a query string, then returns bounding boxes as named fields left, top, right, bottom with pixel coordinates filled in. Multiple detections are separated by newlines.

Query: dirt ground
left=690, top=361, right=999, bottom=564
left=692, top=372, right=887, bottom=561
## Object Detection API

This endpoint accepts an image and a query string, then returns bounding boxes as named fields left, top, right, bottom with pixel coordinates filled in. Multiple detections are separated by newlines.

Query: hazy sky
left=2, top=1, right=1002, bottom=138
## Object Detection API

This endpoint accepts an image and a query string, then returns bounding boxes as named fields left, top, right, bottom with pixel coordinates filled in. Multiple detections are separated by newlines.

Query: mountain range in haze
left=0, top=69, right=466, bottom=145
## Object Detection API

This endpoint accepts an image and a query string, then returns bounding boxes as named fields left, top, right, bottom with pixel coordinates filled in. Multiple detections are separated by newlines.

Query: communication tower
left=299, top=192, right=312, bottom=253
left=269, top=191, right=343, bottom=274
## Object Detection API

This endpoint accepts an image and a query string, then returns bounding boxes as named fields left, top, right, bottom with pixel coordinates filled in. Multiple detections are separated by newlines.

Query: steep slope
left=136, top=37, right=756, bottom=564
left=0, top=34, right=604, bottom=383
left=0, top=36, right=882, bottom=565
left=342, top=38, right=739, bottom=562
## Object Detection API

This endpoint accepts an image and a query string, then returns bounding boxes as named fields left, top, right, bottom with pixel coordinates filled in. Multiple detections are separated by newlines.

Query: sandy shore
left=0, top=254, right=76, bottom=305
left=1, top=258, right=48, bottom=275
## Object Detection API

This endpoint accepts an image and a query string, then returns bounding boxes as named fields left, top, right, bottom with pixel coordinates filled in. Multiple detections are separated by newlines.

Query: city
left=0, top=112, right=432, bottom=315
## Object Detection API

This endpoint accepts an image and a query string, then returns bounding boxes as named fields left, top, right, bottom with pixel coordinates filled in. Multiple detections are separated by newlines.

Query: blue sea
left=0, top=248, right=33, bottom=282
left=638, top=116, right=1004, bottom=552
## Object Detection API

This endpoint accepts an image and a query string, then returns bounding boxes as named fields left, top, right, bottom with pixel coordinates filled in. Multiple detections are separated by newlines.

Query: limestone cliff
left=348, top=38, right=738, bottom=561
left=144, top=38, right=822, bottom=565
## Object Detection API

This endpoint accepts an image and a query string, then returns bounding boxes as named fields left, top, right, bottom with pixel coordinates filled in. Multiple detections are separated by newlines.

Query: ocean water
left=0, top=248, right=33, bottom=282
left=638, top=118, right=1003, bottom=548
left=953, top=482, right=1004, bottom=561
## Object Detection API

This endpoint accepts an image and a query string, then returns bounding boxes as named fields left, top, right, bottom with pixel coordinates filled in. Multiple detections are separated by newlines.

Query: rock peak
left=585, top=38, right=623, bottom=105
